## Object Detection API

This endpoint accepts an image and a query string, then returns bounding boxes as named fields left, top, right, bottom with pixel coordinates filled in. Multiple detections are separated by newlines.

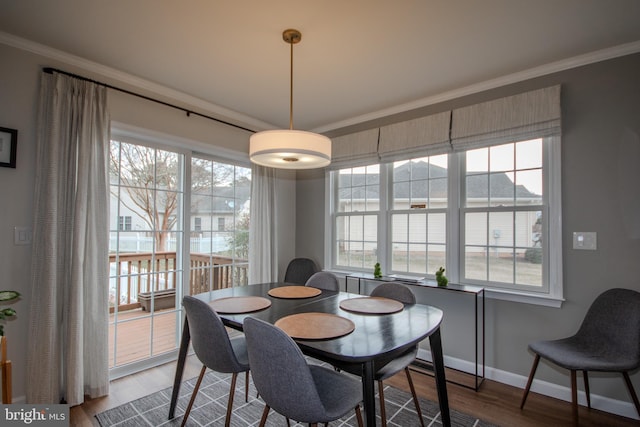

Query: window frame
left=326, top=134, right=563, bottom=306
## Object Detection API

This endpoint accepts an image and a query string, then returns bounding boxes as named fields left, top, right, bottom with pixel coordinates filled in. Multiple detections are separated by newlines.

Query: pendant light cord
left=289, top=37, right=294, bottom=130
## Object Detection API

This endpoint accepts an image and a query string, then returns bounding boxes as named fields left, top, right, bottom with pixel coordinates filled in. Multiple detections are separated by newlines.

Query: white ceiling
left=1, top=0, right=640, bottom=133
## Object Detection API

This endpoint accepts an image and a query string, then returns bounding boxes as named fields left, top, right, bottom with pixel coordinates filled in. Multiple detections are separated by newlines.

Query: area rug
left=96, top=363, right=496, bottom=427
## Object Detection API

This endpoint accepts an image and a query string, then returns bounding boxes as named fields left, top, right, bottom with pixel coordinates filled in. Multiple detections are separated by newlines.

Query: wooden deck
left=108, top=308, right=181, bottom=368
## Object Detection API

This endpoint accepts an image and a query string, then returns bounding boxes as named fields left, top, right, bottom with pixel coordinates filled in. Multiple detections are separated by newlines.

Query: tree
left=109, top=141, right=233, bottom=251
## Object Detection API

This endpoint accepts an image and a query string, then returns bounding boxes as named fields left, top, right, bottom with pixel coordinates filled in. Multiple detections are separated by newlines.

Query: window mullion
left=379, top=163, right=390, bottom=274
left=449, top=152, right=462, bottom=284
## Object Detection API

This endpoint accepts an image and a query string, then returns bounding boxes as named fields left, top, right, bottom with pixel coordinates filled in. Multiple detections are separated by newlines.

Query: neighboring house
left=338, top=160, right=542, bottom=257
left=109, top=184, right=250, bottom=253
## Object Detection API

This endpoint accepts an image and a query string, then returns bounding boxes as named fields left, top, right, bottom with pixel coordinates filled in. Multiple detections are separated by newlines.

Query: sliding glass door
left=107, top=137, right=251, bottom=377
left=108, top=139, right=186, bottom=375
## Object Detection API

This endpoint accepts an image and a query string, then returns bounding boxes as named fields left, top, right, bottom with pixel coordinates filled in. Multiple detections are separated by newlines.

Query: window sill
left=484, top=288, right=564, bottom=308
left=329, top=269, right=564, bottom=308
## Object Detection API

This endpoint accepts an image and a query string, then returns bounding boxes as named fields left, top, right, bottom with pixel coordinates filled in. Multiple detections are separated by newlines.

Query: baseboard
left=416, top=348, right=639, bottom=421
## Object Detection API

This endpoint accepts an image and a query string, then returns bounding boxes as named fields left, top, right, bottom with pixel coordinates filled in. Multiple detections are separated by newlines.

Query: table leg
left=362, top=360, right=376, bottom=427
left=429, top=327, right=450, bottom=427
left=168, top=318, right=191, bottom=419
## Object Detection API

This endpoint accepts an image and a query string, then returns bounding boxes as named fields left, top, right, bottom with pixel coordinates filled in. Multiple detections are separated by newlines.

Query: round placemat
left=267, top=285, right=322, bottom=299
left=275, top=312, right=355, bottom=340
left=339, top=297, right=404, bottom=314
left=209, top=296, right=272, bottom=314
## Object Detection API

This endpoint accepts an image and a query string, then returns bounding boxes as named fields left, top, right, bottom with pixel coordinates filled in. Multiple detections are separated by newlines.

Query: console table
left=345, top=273, right=485, bottom=391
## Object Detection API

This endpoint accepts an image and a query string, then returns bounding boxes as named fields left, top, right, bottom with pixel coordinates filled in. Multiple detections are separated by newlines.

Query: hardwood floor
left=72, top=354, right=638, bottom=427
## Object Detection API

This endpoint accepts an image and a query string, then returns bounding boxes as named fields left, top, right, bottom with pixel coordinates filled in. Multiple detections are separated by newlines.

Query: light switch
left=14, top=226, right=32, bottom=245
left=573, top=232, right=597, bottom=250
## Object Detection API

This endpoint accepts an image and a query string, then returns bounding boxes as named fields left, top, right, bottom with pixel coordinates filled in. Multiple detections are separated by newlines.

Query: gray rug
left=96, top=365, right=496, bottom=427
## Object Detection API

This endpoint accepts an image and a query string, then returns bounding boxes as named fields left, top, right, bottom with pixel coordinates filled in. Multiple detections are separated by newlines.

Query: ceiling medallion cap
left=250, top=129, right=331, bottom=170
left=283, top=29, right=302, bottom=44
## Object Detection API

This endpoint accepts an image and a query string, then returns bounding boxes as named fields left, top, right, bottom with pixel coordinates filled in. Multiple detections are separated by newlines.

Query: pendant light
left=249, top=29, right=331, bottom=169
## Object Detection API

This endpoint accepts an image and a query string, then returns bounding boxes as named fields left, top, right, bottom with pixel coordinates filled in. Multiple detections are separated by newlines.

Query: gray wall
left=0, top=41, right=297, bottom=401
left=296, top=53, right=640, bottom=408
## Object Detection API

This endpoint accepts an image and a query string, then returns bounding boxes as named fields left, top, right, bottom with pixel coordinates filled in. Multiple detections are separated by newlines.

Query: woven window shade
left=378, top=111, right=452, bottom=162
left=451, top=85, right=561, bottom=151
left=329, top=128, right=380, bottom=170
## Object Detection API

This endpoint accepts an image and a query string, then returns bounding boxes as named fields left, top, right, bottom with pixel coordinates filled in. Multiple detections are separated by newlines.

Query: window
left=329, top=136, right=560, bottom=300
left=391, top=155, right=448, bottom=274
left=194, top=217, right=202, bottom=232
left=328, top=86, right=562, bottom=302
left=118, top=215, right=132, bottom=231
left=189, top=157, right=251, bottom=293
left=461, top=139, right=545, bottom=290
left=334, top=165, right=380, bottom=269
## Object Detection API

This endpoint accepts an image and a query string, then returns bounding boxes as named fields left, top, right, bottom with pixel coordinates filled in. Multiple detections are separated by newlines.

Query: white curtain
left=26, top=72, right=110, bottom=405
left=248, top=164, right=278, bottom=284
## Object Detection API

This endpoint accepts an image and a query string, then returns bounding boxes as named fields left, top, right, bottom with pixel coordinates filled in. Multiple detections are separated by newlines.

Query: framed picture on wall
left=0, top=127, right=17, bottom=168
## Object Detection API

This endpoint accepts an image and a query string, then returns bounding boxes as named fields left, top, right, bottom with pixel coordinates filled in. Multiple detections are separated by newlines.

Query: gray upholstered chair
left=370, top=282, right=424, bottom=427
left=243, top=317, right=364, bottom=427
left=283, top=257, right=319, bottom=285
left=520, top=288, right=640, bottom=424
left=337, top=281, right=425, bottom=427
left=181, top=296, right=250, bottom=427
left=305, top=271, right=340, bottom=291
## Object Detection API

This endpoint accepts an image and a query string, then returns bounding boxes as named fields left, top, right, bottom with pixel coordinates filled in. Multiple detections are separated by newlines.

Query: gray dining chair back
left=283, top=257, right=319, bottom=285
left=520, top=288, right=640, bottom=423
left=371, top=281, right=416, bottom=304
left=243, top=317, right=363, bottom=426
left=305, top=271, right=340, bottom=291
left=181, top=296, right=250, bottom=427
left=358, top=281, right=425, bottom=427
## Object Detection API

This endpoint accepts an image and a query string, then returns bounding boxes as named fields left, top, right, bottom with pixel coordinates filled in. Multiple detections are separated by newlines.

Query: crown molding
left=0, top=31, right=275, bottom=131
left=3, top=31, right=639, bottom=135
left=314, top=40, right=640, bottom=133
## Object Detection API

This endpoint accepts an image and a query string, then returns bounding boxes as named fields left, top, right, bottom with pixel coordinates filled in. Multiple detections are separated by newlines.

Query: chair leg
left=583, top=370, right=591, bottom=409
left=354, top=404, right=364, bottom=427
left=224, top=372, right=238, bottom=427
left=181, top=365, right=207, bottom=427
left=259, top=405, right=270, bottom=427
left=520, top=354, right=540, bottom=409
left=570, top=370, right=578, bottom=426
left=405, top=367, right=425, bottom=427
left=378, top=380, right=387, bottom=427
left=245, top=371, right=250, bottom=403
left=622, top=371, right=640, bottom=417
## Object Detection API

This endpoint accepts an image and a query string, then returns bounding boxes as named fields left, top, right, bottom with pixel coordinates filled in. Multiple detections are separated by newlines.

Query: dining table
left=168, top=282, right=451, bottom=427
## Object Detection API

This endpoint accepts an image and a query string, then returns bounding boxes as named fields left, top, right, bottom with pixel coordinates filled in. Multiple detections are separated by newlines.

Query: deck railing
left=109, top=251, right=248, bottom=312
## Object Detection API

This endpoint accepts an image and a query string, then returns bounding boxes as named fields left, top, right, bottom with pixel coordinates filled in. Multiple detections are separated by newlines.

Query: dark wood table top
left=196, top=282, right=444, bottom=364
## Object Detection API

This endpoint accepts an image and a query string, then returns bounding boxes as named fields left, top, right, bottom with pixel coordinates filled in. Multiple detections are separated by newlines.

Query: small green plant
left=0, top=291, right=20, bottom=336
left=373, top=262, right=382, bottom=279
left=435, top=267, right=448, bottom=287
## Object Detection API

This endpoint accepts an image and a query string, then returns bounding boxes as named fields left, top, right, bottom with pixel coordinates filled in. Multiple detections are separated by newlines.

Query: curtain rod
left=42, top=67, right=256, bottom=134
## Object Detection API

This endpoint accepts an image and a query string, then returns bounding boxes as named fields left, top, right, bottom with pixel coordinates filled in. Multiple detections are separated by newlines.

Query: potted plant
left=0, top=290, right=18, bottom=403
left=0, top=291, right=19, bottom=336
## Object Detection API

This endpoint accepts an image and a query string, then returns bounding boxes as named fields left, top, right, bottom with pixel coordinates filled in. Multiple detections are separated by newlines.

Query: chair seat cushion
left=529, top=337, right=639, bottom=371
left=229, top=335, right=250, bottom=370
left=309, top=365, right=362, bottom=421
left=375, top=347, right=419, bottom=381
